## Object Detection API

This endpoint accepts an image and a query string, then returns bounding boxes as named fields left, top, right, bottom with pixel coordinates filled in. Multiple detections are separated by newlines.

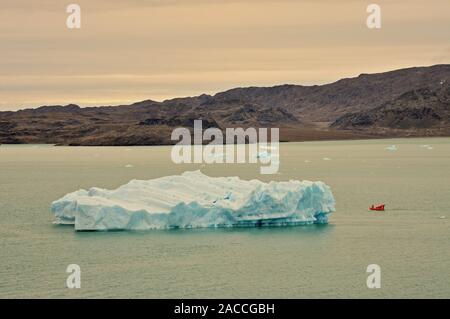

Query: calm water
left=1, top=138, right=449, bottom=298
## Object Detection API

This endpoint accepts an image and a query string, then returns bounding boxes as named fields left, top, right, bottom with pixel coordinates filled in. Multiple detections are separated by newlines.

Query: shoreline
left=1, top=135, right=449, bottom=148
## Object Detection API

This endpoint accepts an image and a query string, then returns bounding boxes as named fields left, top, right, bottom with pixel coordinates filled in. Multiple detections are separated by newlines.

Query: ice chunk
left=385, top=145, right=397, bottom=151
left=255, top=151, right=279, bottom=160
left=51, top=170, right=335, bottom=231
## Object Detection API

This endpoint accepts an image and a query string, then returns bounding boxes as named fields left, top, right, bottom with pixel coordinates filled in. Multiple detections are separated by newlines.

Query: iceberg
left=51, top=170, right=335, bottom=231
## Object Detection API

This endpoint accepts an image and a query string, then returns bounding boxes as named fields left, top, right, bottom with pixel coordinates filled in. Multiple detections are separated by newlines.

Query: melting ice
left=51, top=170, right=335, bottom=231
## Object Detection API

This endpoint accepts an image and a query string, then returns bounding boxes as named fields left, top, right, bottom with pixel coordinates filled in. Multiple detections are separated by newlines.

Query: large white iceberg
left=51, top=171, right=335, bottom=231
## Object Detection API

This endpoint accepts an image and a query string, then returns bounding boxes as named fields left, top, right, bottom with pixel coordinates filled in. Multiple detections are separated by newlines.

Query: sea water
left=0, top=138, right=449, bottom=298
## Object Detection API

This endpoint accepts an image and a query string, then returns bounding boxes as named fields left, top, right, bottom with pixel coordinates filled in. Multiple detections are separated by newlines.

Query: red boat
left=369, top=204, right=385, bottom=211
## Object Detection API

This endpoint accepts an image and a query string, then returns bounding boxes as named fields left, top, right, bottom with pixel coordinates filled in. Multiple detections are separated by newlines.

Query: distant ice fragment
left=323, top=157, right=332, bottom=161
left=51, top=170, right=335, bottom=231
left=124, top=164, right=134, bottom=168
left=385, top=145, right=397, bottom=151
left=255, top=151, right=279, bottom=160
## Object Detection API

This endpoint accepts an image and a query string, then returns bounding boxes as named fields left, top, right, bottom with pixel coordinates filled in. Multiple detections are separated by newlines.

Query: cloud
left=0, top=0, right=449, bottom=110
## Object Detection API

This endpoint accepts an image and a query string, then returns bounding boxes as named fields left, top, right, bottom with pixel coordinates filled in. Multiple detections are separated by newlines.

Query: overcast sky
left=0, top=0, right=449, bottom=110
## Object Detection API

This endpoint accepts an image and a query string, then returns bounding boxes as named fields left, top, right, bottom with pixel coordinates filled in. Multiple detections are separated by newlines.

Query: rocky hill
left=331, top=84, right=450, bottom=136
left=0, top=64, right=449, bottom=145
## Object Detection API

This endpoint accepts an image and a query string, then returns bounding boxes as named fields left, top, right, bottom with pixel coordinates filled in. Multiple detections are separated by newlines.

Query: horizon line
left=4, top=63, right=448, bottom=112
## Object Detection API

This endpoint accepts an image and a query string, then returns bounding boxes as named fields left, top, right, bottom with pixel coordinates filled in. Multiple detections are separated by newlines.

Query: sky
left=0, top=0, right=449, bottom=110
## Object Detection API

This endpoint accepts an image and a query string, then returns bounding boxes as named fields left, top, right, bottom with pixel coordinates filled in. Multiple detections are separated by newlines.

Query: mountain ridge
left=1, top=64, right=449, bottom=145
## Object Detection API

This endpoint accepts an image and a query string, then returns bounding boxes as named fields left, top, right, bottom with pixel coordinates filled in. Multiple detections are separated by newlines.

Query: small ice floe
left=385, top=145, right=398, bottom=151
left=420, top=145, right=434, bottom=150
left=256, top=151, right=279, bottom=159
left=256, top=151, right=271, bottom=159
left=323, top=157, right=332, bottom=161
left=124, top=164, right=134, bottom=168
left=304, top=160, right=311, bottom=163
left=439, top=216, right=446, bottom=219
left=254, top=151, right=280, bottom=162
